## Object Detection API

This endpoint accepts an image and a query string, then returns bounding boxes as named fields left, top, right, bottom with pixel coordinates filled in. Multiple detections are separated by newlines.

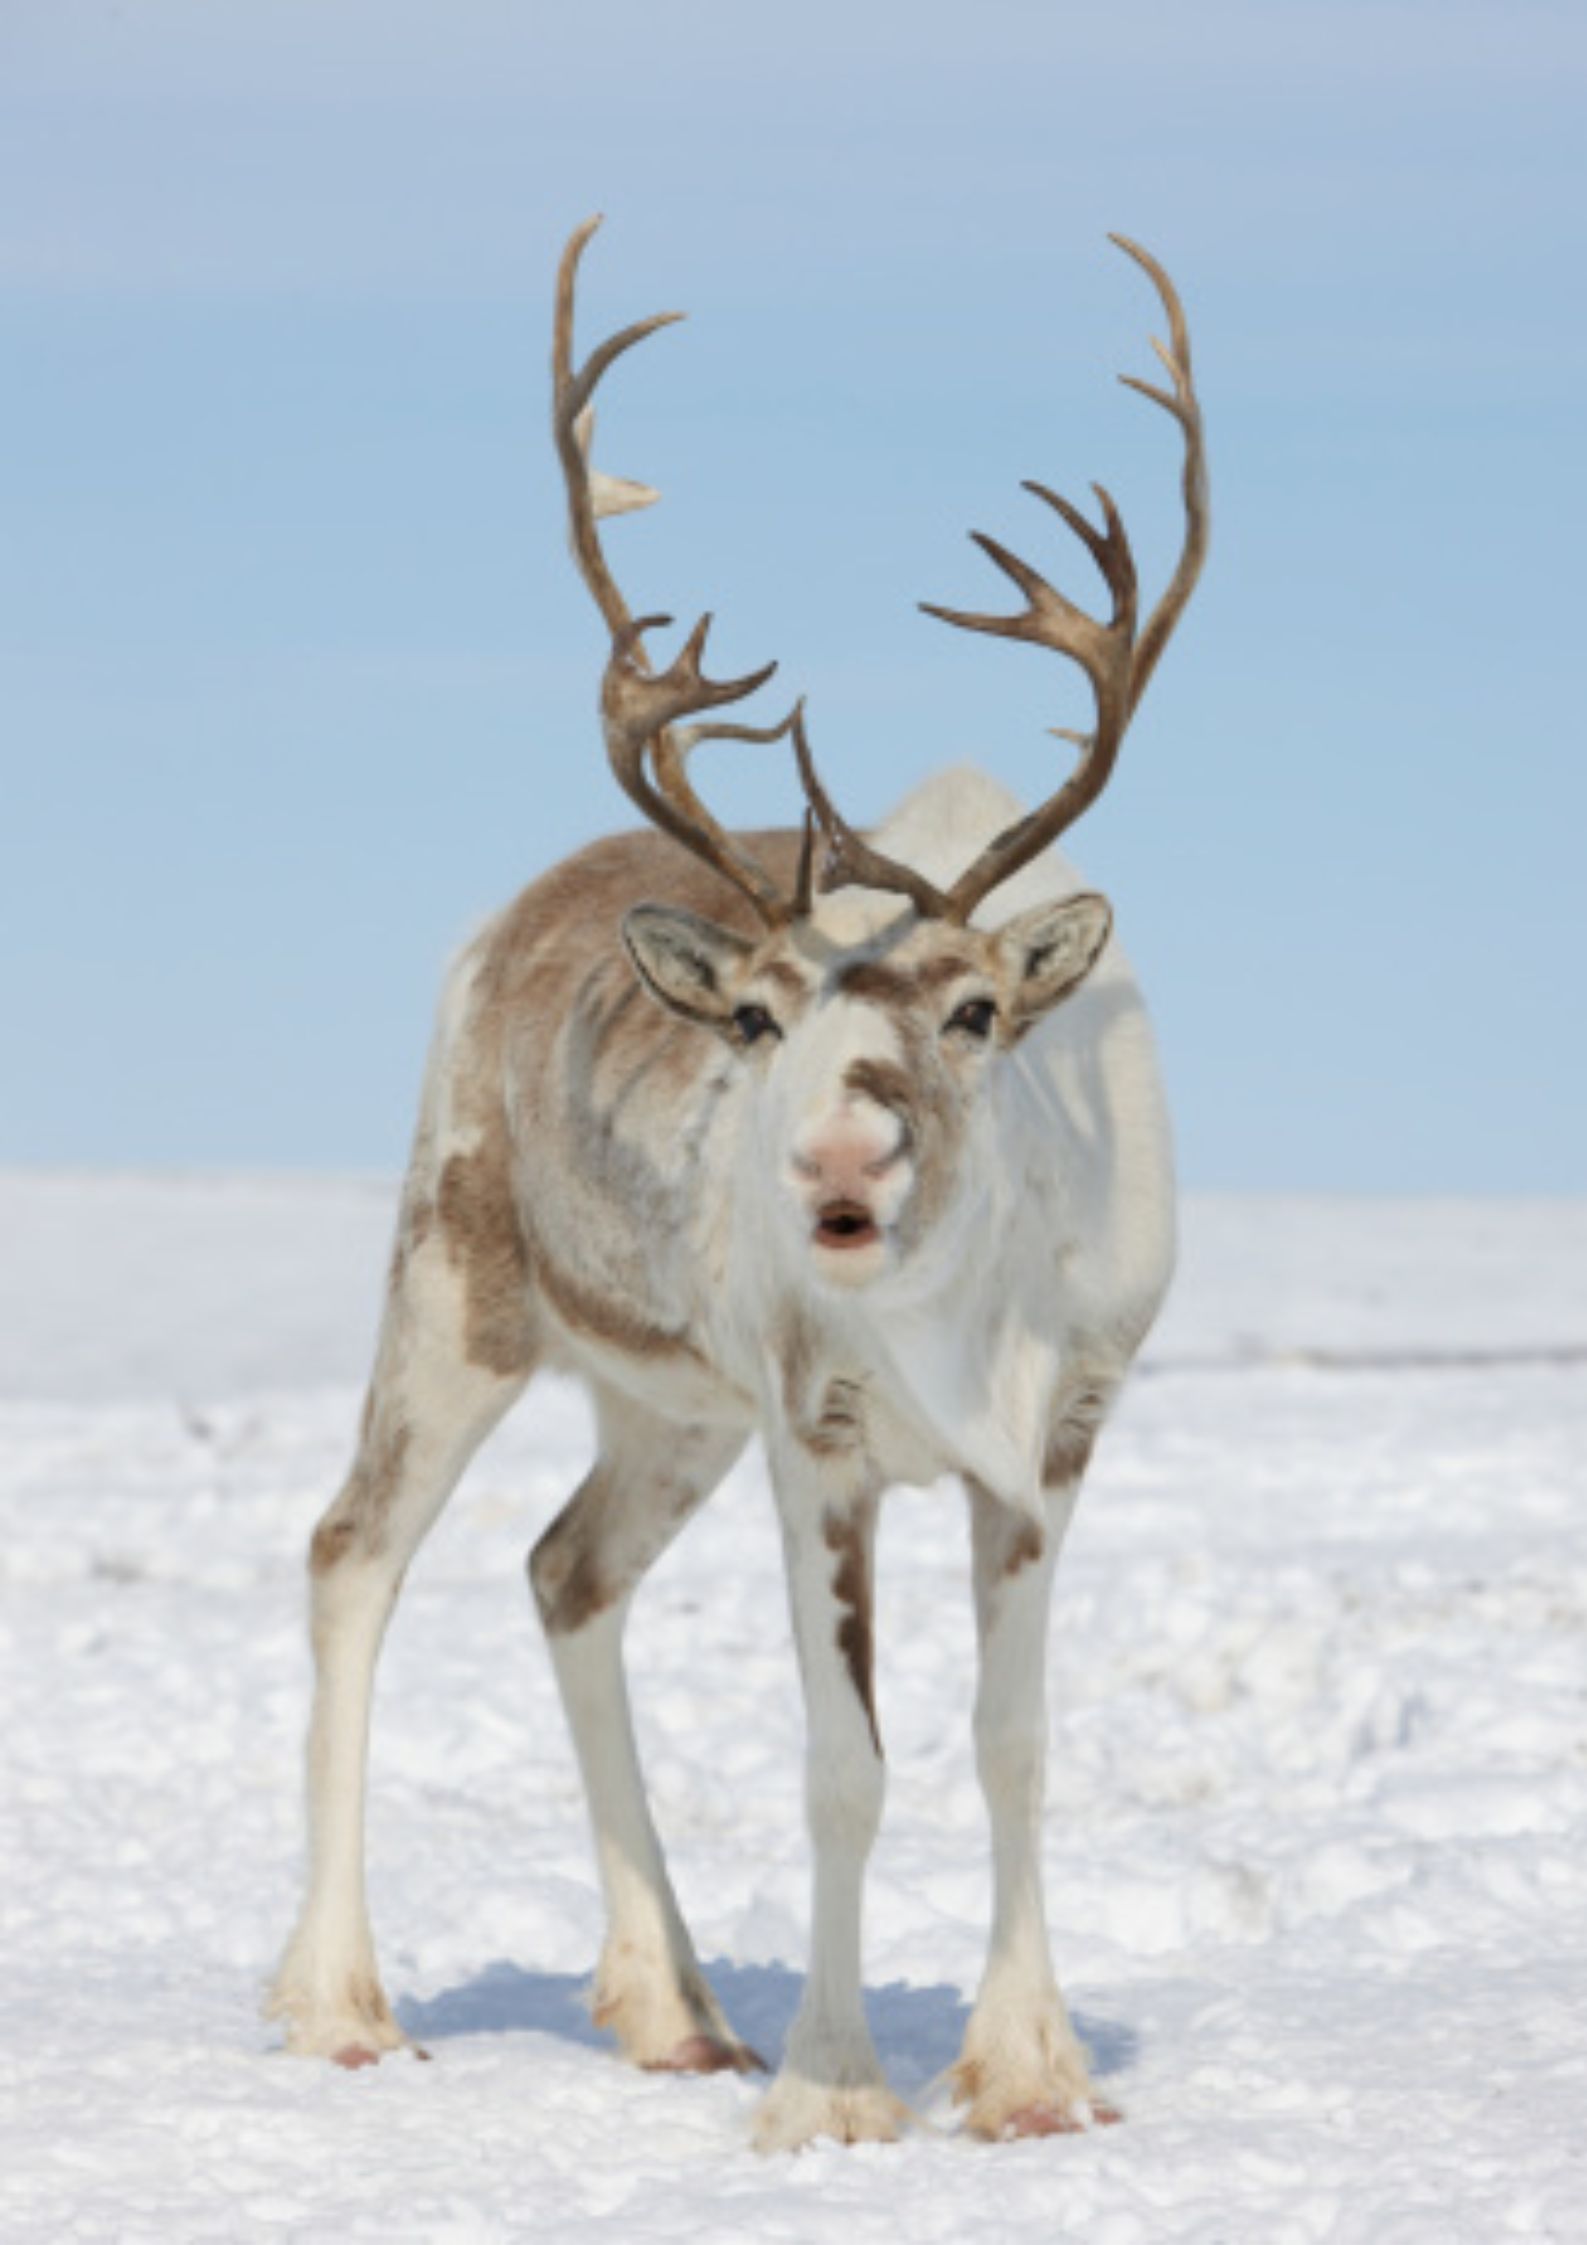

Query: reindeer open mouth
left=814, top=1200, right=882, bottom=1252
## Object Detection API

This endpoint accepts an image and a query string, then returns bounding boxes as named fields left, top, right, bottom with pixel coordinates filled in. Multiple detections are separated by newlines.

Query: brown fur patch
left=776, top=1308, right=872, bottom=1461
left=309, top=1420, right=412, bottom=1572
left=528, top=1214, right=705, bottom=1366
left=499, top=824, right=809, bottom=958
left=799, top=1377, right=867, bottom=1458
left=843, top=1056, right=916, bottom=1123
left=436, top=1147, right=537, bottom=1376
left=1042, top=1421, right=1098, bottom=1487
left=885, top=1011, right=968, bottom=1246
left=965, top=1474, right=1049, bottom=1597
left=914, top=950, right=984, bottom=992
left=530, top=1435, right=720, bottom=1635
left=529, top=1500, right=611, bottom=1633
left=835, top=959, right=917, bottom=1008
left=309, top=1515, right=360, bottom=1576
left=1001, top=1517, right=1046, bottom=1578
left=1042, top=1382, right=1115, bottom=1488
left=823, top=1504, right=881, bottom=1754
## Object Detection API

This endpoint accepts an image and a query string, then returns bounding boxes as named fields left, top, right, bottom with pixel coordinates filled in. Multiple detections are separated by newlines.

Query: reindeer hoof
left=330, top=2038, right=430, bottom=2070
left=753, top=2075, right=912, bottom=2152
left=999, top=2094, right=1123, bottom=2138
left=649, top=2033, right=766, bottom=2075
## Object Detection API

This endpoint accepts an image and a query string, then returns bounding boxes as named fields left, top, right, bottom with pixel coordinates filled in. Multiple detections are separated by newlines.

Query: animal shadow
left=397, top=1958, right=1137, bottom=2098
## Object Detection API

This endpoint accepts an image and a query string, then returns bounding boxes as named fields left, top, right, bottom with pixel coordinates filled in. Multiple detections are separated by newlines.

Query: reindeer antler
left=912, top=233, right=1209, bottom=926
left=553, top=222, right=1207, bottom=936
left=554, top=216, right=822, bottom=929
left=809, top=235, right=1209, bottom=929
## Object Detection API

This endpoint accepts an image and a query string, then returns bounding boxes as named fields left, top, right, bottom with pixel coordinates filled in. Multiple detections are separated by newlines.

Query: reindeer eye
left=946, top=996, right=997, bottom=1041
left=732, top=1003, right=781, bottom=1046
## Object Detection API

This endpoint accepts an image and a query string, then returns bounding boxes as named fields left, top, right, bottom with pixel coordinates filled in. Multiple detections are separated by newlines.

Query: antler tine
left=602, top=611, right=781, bottom=745
left=665, top=707, right=802, bottom=766
left=1107, top=232, right=1209, bottom=717
left=650, top=701, right=812, bottom=925
left=553, top=218, right=812, bottom=927
left=790, top=706, right=952, bottom=919
left=791, top=808, right=817, bottom=919
left=1027, top=479, right=1138, bottom=612
left=914, top=235, right=1208, bottom=925
left=600, top=613, right=794, bottom=923
left=552, top=216, right=683, bottom=649
left=792, top=488, right=1132, bottom=924
left=916, top=480, right=1138, bottom=924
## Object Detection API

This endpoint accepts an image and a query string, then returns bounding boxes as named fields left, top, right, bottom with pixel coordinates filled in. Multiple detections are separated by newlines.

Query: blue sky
left=3, top=0, right=1584, bottom=1189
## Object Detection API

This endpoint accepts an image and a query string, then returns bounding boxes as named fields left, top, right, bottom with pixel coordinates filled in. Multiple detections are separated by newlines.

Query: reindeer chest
left=774, top=1323, right=949, bottom=1494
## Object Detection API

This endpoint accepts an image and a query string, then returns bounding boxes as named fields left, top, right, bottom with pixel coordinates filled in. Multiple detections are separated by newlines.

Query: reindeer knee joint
left=529, top=1516, right=612, bottom=1636
left=1042, top=1381, right=1117, bottom=1490
left=974, top=1713, right=1046, bottom=1801
left=308, top=1418, right=413, bottom=1579
left=807, top=1743, right=885, bottom=1852
left=310, top=1513, right=367, bottom=1576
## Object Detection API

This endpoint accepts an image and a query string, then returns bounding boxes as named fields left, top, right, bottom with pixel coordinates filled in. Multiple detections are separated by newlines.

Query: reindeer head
left=619, top=886, right=1109, bottom=1287
left=552, top=218, right=1206, bottom=1290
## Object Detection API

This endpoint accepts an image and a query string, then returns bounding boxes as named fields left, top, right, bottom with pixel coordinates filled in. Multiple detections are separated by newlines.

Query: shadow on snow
left=397, top=1960, right=1137, bottom=2098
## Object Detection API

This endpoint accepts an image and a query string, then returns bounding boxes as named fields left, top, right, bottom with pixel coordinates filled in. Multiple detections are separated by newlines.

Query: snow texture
left=2, top=1171, right=1584, bottom=2241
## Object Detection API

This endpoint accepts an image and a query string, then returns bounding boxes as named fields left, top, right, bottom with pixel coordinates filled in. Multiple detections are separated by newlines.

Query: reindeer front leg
left=952, top=1471, right=1119, bottom=2139
left=270, top=1229, right=529, bottom=2066
left=755, top=1447, right=909, bottom=2151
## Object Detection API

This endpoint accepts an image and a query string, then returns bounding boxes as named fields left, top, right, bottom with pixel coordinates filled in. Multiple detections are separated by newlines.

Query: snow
left=3, top=1169, right=1585, bottom=2240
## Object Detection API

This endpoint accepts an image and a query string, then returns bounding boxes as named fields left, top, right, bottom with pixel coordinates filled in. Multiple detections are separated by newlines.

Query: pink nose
left=792, top=1107, right=905, bottom=1201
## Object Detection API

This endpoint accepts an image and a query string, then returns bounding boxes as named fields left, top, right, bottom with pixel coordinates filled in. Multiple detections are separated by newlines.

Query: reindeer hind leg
left=529, top=1388, right=757, bottom=2075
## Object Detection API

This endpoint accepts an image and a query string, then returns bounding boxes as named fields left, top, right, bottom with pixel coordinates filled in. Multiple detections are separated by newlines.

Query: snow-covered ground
left=2, top=1171, right=1584, bottom=2242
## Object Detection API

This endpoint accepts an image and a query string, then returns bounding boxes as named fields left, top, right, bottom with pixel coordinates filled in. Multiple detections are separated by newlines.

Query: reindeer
left=269, top=217, right=1208, bottom=2150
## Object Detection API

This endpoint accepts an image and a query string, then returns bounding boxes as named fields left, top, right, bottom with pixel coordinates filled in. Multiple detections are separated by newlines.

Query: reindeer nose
left=791, top=1106, right=908, bottom=1200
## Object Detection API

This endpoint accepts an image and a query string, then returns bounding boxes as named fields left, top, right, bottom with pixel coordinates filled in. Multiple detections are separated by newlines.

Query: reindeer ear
left=997, top=892, right=1113, bottom=1028
left=622, top=905, right=752, bottom=1030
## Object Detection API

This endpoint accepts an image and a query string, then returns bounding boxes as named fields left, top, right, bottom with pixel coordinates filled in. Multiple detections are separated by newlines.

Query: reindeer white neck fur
left=270, top=220, right=1204, bottom=2152
left=681, top=767, right=1168, bottom=1522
